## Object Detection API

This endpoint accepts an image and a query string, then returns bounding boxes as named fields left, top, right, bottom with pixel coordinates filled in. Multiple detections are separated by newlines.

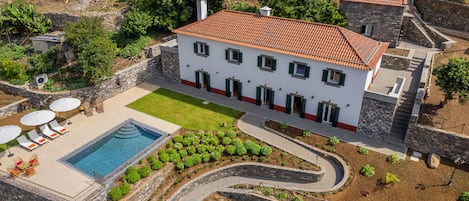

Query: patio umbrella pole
left=7, top=145, right=13, bottom=157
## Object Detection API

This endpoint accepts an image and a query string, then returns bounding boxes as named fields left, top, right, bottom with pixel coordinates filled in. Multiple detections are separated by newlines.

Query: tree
left=433, top=57, right=469, bottom=104
left=259, top=0, right=347, bottom=27
left=78, top=37, right=117, bottom=83
left=120, top=8, right=154, bottom=37
left=129, top=0, right=192, bottom=30
left=64, top=17, right=107, bottom=52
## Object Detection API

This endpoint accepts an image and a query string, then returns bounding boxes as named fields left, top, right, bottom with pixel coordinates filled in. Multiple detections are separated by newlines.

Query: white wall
left=177, top=34, right=373, bottom=127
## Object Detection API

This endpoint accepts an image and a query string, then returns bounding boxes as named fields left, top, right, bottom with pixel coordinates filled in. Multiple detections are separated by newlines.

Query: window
left=322, top=69, right=346, bottom=86
left=193, top=42, right=209, bottom=56
left=225, top=49, right=243, bottom=63
left=360, top=25, right=373, bottom=37
left=288, top=62, right=310, bottom=78
left=257, top=55, right=276, bottom=71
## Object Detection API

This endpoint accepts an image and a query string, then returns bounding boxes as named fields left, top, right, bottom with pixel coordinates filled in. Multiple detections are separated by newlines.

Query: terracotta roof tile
left=341, top=0, right=406, bottom=7
left=174, top=10, right=388, bottom=70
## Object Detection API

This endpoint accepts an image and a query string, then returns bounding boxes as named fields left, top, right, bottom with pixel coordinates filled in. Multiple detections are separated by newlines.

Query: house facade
left=340, top=0, right=406, bottom=47
left=173, top=10, right=388, bottom=132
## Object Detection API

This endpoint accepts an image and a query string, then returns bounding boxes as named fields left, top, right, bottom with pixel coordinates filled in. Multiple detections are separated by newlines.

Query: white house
left=173, top=10, right=388, bottom=131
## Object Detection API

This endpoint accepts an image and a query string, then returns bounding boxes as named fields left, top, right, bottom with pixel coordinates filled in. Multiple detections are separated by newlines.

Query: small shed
left=29, top=31, right=65, bottom=53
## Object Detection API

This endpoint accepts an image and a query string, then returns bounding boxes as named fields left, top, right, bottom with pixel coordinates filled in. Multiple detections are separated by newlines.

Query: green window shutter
left=256, top=87, right=261, bottom=105
left=272, top=59, right=277, bottom=71
left=257, top=56, right=262, bottom=67
left=195, top=71, right=200, bottom=88
left=316, top=102, right=323, bottom=123
left=225, top=49, right=229, bottom=60
left=237, top=82, right=242, bottom=100
left=332, top=107, right=340, bottom=127
left=269, top=90, right=275, bottom=109
left=300, top=98, right=306, bottom=118
left=339, top=73, right=346, bottom=86
left=285, top=94, right=292, bottom=114
left=238, top=52, right=243, bottom=63
left=205, top=45, right=209, bottom=56
left=322, top=70, right=328, bottom=82
left=225, top=79, right=231, bottom=97
left=288, top=63, right=294, bottom=74
left=305, top=66, right=310, bottom=78
left=193, top=43, right=198, bottom=54
left=206, top=74, right=211, bottom=92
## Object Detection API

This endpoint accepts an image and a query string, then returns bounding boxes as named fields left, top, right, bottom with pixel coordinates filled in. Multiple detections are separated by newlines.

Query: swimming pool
left=63, top=119, right=169, bottom=181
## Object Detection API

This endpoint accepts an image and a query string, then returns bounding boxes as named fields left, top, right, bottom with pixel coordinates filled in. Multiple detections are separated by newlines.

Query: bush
left=151, top=159, right=163, bottom=170
left=250, top=144, right=261, bottom=155
left=0, top=59, right=27, bottom=81
left=196, top=130, right=205, bottom=138
left=192, top=137, right=200, bottom=145
left=170, top=153, right=181, bottom=163
left=159, top=153, right=170, bottom=163
left=187, top=146, right=196, bottom=154
left=236, top=145, right=247, bottom=156
left=262, top=187, right=274, bottom=196
left=182, top=137, right=192, bottom=146
left=207, top=145, right=216, bottom=152
left=120, top=183, right=131, bottom=195
left=217, top=130, right=225, bottom=138
left=202, top=152, right=211, bottom=162
left=147, top=155, right=156, bottom=163
left=108, top=186, right=122, bottom=201
left=173, top=142, right=183, bottom=150
left=125, top=167, right=140, bottom=184
left=226, top=129, right=237, bottom=138
left=232, top=138, right=243, bottom=147
left=176, top=162, right=185, bottom=170
left=360, top=164, right=375, bottom=177
left=138, top=166, right=151, bottom=178
left=197, top=144, right=207, bottom=153
left=303, top=130, right=312, bottom=137
left=183, top=157, right=195, bottom=168
left=167, top=148, right=177, bottom=155
left=277, top=191, right=288, bottom=200
left=216, top=145, right=225, bottom=152
left=460, top=192, right=469, bottom=201
left=193, top=154, right=202, bottom=164
left=280, top=122, right=288, bottom=129
left=385, top=172, right=400, bottom=184
left=179, top=149, right=188, bottom=157
left=358, top=147, right=369, bottom=155
left=388, top=154, right=400, bottom=164
left=173, top=135, right=183, bottom=143
left=211, top=151, right=221, bottom=161
left=328, top=136, right=340, bottom=146
left=166, top=141, right=173, bottom=148
left=291, top=195, right=303, bottom=201
left=117, top=36, right=151, bottom=58
left=244, top=140, right=255, bottom=150
left=261, top=145, right=272, bottom=156
left=226, top=145, right=236, bottom=155
left=222, top=137, right=232, bottom=145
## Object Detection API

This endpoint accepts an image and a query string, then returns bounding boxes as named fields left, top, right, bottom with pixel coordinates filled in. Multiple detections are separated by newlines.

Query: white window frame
left=262, top=56, right=274, bottom=70
left=196, top=42, right=207, bottom=55
left=328, top=70, right=342, bottom=84
left=294, top=63, right=307, bottom=77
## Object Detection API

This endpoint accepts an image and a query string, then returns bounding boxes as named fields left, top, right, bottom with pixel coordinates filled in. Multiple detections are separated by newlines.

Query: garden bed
left=385, top=48, right=410, bottom=57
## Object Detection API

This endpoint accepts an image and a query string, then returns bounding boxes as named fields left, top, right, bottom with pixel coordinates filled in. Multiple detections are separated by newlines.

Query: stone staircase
left=389, top=91, right=416, bottom=141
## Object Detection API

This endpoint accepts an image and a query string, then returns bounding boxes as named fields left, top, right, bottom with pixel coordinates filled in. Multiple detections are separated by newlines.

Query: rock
left=426, top=153, right=441, bottom=169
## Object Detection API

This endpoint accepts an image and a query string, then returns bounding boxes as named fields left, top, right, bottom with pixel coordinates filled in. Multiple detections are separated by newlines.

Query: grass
left=0, top=132, right=24, bottom=152
left=127, top=88, right=243, bottom=131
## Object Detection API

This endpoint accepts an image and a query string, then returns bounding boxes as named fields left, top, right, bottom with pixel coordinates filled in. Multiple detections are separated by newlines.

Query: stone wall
left=357, top=91, right=398, bottom=139
left=402, top=16, right=435, bottom=48
left=0, top=55, right=161, bottom=109
left=121, top=163, right=173, bottom=201
left=160, top=39, right=180, bottom=82
left=415, top=0, right=469, bottom=32
left=170, top=162, right=324, bottom=200
left=0, top=175, right=67, bottom=201
left=218, top=191, right=274, bottom=201
left=340, top=1, right=405, bottom=47
left=381, top=51, right=413, bottom=70
left=0, top=98, right=28, bottom=119
left=43, top=8, right=127, bottom=31
left=405, top=124, right=469, bottom=162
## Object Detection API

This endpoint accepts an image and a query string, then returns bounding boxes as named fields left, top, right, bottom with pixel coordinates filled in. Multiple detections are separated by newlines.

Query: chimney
left=260, top=6, right=271, bottom=16
left=197, top=0, right=208, bottom=20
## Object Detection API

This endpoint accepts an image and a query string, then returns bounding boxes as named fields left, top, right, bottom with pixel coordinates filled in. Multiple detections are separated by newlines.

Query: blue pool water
left=66, top=122, right=162, bottom=178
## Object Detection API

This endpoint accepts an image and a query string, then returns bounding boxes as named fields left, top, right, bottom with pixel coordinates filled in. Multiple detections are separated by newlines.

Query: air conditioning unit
left=34, top=74, right=48, bottom=86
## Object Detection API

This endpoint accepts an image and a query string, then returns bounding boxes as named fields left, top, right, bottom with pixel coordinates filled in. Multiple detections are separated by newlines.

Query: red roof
left=341, top=0, right=407, bottom=7
left=174, top=10, right=388, bottom=70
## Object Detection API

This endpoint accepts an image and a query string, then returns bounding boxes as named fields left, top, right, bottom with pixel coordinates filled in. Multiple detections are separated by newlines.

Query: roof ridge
left=338, top=27, right=369, bottom=67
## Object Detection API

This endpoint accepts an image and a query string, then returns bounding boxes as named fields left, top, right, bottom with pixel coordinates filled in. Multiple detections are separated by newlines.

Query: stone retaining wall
left=0, top=175, right=68, bottom=201
left=121, top=164, right=173, bottom=201
left=170, top=162, right=324, bottom=201
left=218, top=191, right=274, bottom=201
left=0, top=56, right=160, bottom=109
left=357, top=91, right=398, bottom=139
left=402, top=16, right=435, bottom=48
left=44, top=8, right=127, bottom=31
left=0, top=98, right=28, bottom=119
left=415, top=0, right=469, bottom=32
left=381, top=50, right=413, bottom=70
left=160, top=40, right=180, bottom=82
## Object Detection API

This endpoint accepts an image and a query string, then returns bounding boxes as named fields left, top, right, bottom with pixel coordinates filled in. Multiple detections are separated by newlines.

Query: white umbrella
left=49, top=97, right=81, bottom=124
left=20, top=110, right=56, bottom=126
left=0, top=125, right=22, bottom=157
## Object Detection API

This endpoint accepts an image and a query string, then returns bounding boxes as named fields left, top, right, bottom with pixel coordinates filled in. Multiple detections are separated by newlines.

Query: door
left=322, top=103, right=339, bottom=126
left=195, top=71, right=200, bottom=88
left=204, top=73, right=210, bottom=92
left=202, top=72, right=208, bottom=88
left=292, top=96, right=302, bottom=114
left=233, top=80, right=239, bottom=98
left=264, top=88, right=271, bottom=106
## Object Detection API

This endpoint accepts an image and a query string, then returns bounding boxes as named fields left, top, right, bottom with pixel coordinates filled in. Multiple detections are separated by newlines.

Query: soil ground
left=0, top=90, right=23, bottom=108
left=385, top=48, right=410, bottom=57
left=420, top=36, right=469, bottom=136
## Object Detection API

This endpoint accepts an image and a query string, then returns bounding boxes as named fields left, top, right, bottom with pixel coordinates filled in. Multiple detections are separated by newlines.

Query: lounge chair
left=39, top=124, right=60, bottom=139
left=49, top=120, right=69, bottom=134
left=16, top=136, right=38, bottom=151
left=12, top=156, right=29, bottom=170
left=7, top=166, right=21, bottom=178
left=27, top=130, right=49, bottom=145
left=28, top=154, right=40, bottom=167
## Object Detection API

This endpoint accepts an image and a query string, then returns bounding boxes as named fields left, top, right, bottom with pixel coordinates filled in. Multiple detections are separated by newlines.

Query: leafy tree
left=120, top=8, right=154, bottom=37
left=129, top=0, right=192, bottom=30
left=29, top=46, right=60, bottom=75
left=433, top=57, right=469, bottom=104
left=208, top=0, right=224, bottom=14
left=64, top=17, right=107, bottom=52
left=227, top=1, right=259, bottom=13
left=0, top=58, right=27, bottom=81
left=78, top=37, right=117, bottom=83
left=259, top=0, right=347, bottom=27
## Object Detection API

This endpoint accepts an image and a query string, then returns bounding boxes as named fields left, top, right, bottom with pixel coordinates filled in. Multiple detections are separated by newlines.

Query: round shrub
left=236, top=145, right=247, bottom=156
left=216, top=145, right=225, bottom=152
left=167, top=148, right=177, bottom=155
left=126, top=171, right=140, bottom=184
left=147, top=155, right=156, bottom=163
left=183, top=157, right=195, bottom=168
left=158, top=149, right=167, bottom=156
left=173, top=135, right=183, bottom=143
left=170, top=153, right=181, bottom=163
left=182, top=138, right=192, bottom=146
left=166, top=141, right=173, bottom=148
left=192, top=137, right=200, bottom=145
left=207, top=145, right=216, bottom=152
left=197, top=130, right=205, bottom=138
left=176, top=162, right=185, bottom=170
left=232, top=138, right=243, bottom=147
left=210, top=136, right=219, bottom=145
left=291, top=195, right=303, bottom=201
left=202, top=152, right=211, bottom=162
left=358, top=147, right=369, bottom=155
left=460, top=192, right=469, bottom=201
left=120, top=183, right=131, bottom=195
left=187, top=146, right=196, bottom=154
left=226, top=129, right=236, bottom=138
left=193, top=154, right=202, bottom=164
left=222, top=137, right=231, bottom=145
left=173, top=142, right=183, bottom=150
left=226, top=145, right=236, bottom=155
left=388, top=154, right=400, bottom=164
left=244, top=140, right=255, bottom=150
left=217, top=130, right=225, bottom=138
left=185, top=131, right=195, bottom=138
left=360, top=164, right=375, bottom=177
left=261, top=145, right=272, bottom=156
left=138, top=166, right=151, bottom=178
left=151, top=159, right=163, bottom=170
left=108, top=186, right=122, bottom=201
left=250, top=144, right=261, bottom=155
left=385, top=172, right=400, bottom=184
left=179, top=149, right=188, bottom=157
left=159, top=153, right=170, bottom=163
left=328, top=136, right=340, bottom=146
left=197, top=144, right=207, bottom=153
left=211, top=151, right=221, bottom=160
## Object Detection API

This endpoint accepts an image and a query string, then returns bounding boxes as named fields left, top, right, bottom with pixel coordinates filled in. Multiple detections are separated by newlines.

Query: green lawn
left=0, top=133, right=23, bottom=152
left=127, top=88, right=243, bottom=131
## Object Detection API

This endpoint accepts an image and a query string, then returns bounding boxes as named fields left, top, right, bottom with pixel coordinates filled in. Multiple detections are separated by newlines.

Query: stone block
left=426, top=153, right=441, bottom=169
